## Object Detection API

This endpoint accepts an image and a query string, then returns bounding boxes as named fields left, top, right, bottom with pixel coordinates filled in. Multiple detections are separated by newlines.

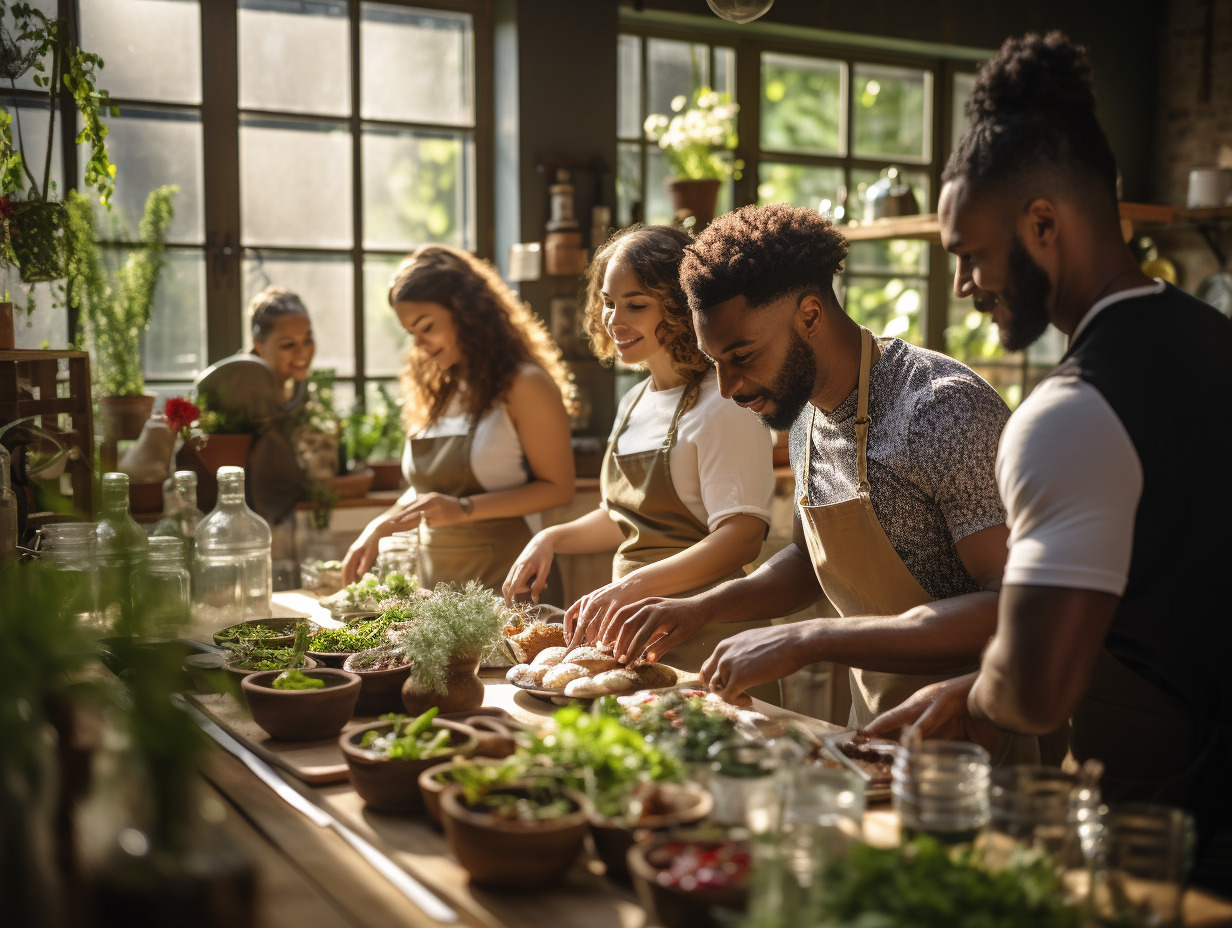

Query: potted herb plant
left=643, top=86, right=743, bottom=229
left=345, top=382, right=406, bottom=491
left=68, top=184, right=177, bottom=435
left=0, top=2, right=116, bottom=285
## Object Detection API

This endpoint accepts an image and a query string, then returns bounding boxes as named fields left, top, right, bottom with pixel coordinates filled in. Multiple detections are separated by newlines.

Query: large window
left=7, top=0, right=490, bottom=417
left=618, top=22, right=1057, bottom=405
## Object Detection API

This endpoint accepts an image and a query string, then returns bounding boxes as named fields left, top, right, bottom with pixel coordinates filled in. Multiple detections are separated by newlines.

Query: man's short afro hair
left=680, top=203, right=848, bottom=314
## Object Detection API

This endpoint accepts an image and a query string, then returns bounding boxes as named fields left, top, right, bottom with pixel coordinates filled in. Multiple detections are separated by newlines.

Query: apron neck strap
left=605, top=378, right=653, bottom=459
left=802, top=328, right=875, bottom=502
left=662, top=377, right=696, bottom=451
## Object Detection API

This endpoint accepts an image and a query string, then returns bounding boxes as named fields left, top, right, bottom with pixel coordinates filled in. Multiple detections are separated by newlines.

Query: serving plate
left=819, top=729, right=898, bottom=801
left=509, top=678, right=590, bottom=705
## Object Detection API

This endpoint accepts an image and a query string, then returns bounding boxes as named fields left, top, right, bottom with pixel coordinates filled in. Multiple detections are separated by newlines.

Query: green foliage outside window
left=384, top=135, right=463, bottom=246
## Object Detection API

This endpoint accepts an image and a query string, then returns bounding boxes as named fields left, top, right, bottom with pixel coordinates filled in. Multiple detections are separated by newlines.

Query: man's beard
left=737, top=330, right=816, bottom=431
left=998, top=235, right=1053, bottom=352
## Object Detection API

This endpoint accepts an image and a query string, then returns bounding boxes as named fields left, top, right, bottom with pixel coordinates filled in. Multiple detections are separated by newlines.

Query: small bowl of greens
left=241, top=668, right=361, bottom=741
left=213, top=616, right=321, bottom=650
left=307, top=614, right=395, bottom=668
left=222, top=649, right=318, bottom=685
left=340, top=709, right=476, bottom=813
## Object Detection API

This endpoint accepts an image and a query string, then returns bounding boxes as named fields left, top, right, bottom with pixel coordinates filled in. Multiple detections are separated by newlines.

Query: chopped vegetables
left=359, top=709, right=454, bottom=761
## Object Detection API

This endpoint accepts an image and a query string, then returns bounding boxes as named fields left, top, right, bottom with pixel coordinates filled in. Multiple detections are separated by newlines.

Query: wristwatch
left=457, top=496, right=474, bottom=518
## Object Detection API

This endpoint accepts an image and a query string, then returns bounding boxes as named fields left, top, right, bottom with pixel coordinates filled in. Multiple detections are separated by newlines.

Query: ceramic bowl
left=626, top=830, right=751, bottom=928
left=342, top=651, right=414, bottom=716
left=213, top=616, right=321, bottom=649
left=340, top=719, right=476, bottom=813
left=439, top=781, right=590, bottom=888
left=222, top=654, right=317, bottom=688
left=588, top=781, right=714, bottom=880
left=241, top=669, right=361, bottom=741
left=416, top=756, right=510, bottom=828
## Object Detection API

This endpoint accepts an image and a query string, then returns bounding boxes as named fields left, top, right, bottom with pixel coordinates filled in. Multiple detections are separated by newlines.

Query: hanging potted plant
left=0, top=1, right=117, bottom=287
left=643, top=86, right=743, bottom=230
left=67, top=184, right=177, bottom=436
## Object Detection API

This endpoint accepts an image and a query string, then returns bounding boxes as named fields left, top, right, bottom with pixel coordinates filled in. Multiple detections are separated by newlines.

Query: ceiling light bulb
left=705, top=0, right=775, bottom=24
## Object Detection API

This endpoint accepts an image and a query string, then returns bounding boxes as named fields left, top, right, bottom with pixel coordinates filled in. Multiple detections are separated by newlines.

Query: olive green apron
left=602, top=378, right=777, bottom=702
left=409, top=418, right=562, bottom=604
left=797, top=329, right=1039, bottom=763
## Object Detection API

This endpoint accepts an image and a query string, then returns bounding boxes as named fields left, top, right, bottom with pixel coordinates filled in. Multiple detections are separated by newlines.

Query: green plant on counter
left=345, top=383, right=406, bottom=466
left=359, top=709, right=453, bottom=760
left=68, top=185, right=177, bottom=398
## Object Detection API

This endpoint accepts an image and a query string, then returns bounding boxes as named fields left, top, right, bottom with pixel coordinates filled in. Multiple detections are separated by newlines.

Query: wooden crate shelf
left=0, top=349, right=95, bottom=517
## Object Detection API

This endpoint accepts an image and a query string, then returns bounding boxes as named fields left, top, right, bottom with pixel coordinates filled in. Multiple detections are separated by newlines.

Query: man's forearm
left=691, top=542, right=824, bottom=624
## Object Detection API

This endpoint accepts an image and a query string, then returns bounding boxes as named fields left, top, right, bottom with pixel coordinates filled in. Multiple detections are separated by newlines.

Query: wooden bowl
left=241, top=669, right=361, bottom=741
left=340, top=719, right=476, bottom=813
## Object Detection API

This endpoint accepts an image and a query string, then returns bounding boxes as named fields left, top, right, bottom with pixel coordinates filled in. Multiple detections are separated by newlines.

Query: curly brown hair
left=583, top=225, right=710, bottom=408
left=392, top=245, right=576, bottom=433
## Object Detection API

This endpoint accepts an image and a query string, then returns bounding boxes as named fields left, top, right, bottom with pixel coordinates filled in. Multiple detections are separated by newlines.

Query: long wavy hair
left=583, top=224, right=710, bottom=410
left=392, top=245, right=576, bottom=433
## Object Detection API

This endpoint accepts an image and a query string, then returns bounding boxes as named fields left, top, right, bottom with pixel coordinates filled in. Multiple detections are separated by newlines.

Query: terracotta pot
left=222, top=655, right=317, bottom=689
left=401, top=654, right=484, bottom=716
left=0, top=301, right=14, bottom=350
left=340, top=719, right=477, bottom=813
left=440, top=781, right=591, bottom=888
left=417, top=756, right=507, bottom=829
left=588, top=782, right=714, bottom=880
left=214, top=617, right=323, bottom=650
left=626, top=831, right=750, bottom=928
left=183, top=433, right=253, bottom=474
left=98, top=394, right=156, bottom=441
left=343, top=651, right=415, bottom=716
left=327, top=465, right=374, bottom=499
left=368, top=460, right=405, bottom=491
left=667, top=178, right=721, bottom=229
left=241, top=669, right=361, bottom=742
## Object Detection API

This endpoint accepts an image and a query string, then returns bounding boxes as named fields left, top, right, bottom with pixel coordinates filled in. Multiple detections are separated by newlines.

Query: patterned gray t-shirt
left=788, top=338, right=1010, bottom=601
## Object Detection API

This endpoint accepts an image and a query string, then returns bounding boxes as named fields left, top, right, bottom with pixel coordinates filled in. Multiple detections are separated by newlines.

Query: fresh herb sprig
left=360, top=709, right=453, bottom=760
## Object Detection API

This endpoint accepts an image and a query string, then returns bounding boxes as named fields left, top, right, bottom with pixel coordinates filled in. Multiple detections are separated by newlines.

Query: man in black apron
left=866, top=32, right=1231, bottom=893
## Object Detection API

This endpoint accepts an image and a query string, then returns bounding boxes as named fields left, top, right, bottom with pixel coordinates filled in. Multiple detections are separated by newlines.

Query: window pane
left=80, top=0, right=202, bottom=104
left=361, top=3, right=474, bottom=126
left=841, top=276, right=925, bottom=344
left=951, top=72, right=977, bottom=154
left=847, top=239, right=928, bottom=275
left=240, top=118, right=353, bottom=248
left=646, top=38, right=710, bottom=124
left=241, top=252, right=355, bottom=376
left=239, top=0, right=349, bottom=117
left=852, top=166, right=931, bottom=221
left=713, top=46, right=736, bottom=99
left=616, top=142, right=642, bottom=227
left=757, top=162, right=843, bottom=210
left=852, top=63, right=932, bottom=162
left=7, top=282, right=66, bottom=349
left=761, top=52, right=844, bottom=156
left=141, top=251, right=207, bottom=380
left=362, top=128, right=474, bottom=251
left=84, top=107, right=204, bottom=245
left=2, top=99, right=59, bottom=197
left=3, top=0, right=59, bottom=94
left=363, top=255, right=410, bottom=378
left=644, top=147, right=673, bottom=225
left=617, top=34, right=642, bottom=139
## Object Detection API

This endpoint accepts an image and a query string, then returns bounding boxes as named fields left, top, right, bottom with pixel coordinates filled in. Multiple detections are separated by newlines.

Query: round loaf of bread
left=505, top=663, right=538, bottom=686
left=592, top=667, right=640, bottom=694
left=530, top=645, right=569, bottom=668
left=510, top=622, right=567, bottom=661
left=562, top=645, right=622, bottom=674
left=563, top=676, right=608, bottom=698
left=541, top=662, right=591, bottom=691
left=634, top=663, right=677, bottom=689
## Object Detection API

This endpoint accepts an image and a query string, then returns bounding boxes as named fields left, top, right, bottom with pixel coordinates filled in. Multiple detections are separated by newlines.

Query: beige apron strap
left=855, top=327, right=872, bottom=499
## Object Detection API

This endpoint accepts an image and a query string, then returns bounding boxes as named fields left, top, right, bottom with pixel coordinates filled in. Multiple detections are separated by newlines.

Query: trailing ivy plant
left=68, top=184, right=177, bottom=398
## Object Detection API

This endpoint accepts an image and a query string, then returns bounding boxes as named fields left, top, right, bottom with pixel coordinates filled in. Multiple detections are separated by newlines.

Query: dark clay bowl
left=342, top=652, right=414, bottom=716
left=588, top=781, right=714, bottom=880
left=240, top=668, right=361, bottom=741
left=340, top=719, right=477, bottom=813
left=626, top=830, right=751, bottom=928
left=213, top=616, right=321, bottom=649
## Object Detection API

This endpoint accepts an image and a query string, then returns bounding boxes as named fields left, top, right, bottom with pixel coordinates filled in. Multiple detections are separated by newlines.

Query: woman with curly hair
left=503, top=225, right=776, bottom=681
left=340, top=244, right=576, bottom=601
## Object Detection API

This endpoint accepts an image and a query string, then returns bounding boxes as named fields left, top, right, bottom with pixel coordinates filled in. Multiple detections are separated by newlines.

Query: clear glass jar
left=134, top=536, right=192, bottom=639
left=151, top=470, right=205, bottom=559
left=40, top=521, right=102, bottom=628
left=374, top=530, right=417, bottom=580
left=985, top=765, right=1100, bottom=883
left=96, top=472, right=150, bottom=629
left=891, top=739, right=991, bottom=850
left=193, top=466, right=271, bottom=629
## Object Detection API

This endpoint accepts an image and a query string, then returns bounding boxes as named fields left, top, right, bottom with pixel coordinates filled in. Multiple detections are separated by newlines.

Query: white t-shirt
left=401, top=366, right=541, bottom=532
left=996, top=284, right=1164, bottom=594
left=604, top=368, right=775, bottom=532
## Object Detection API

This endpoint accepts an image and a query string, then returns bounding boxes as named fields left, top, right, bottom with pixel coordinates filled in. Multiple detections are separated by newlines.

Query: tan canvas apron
left=797, top=329, right=1039, bottom=763
left=409, top=419, right=562, bottom=604
left=601, top=379, right=775, bottom=700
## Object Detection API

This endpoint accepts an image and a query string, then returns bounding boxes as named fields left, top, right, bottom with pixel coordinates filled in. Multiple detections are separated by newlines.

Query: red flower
left=164, top=397, right=201, bottom=437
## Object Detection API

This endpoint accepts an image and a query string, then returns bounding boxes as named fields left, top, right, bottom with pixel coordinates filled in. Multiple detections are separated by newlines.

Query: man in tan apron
left=866, top=33, right=1230, bottom=891
left=610, top=204, right=1043, bottom=761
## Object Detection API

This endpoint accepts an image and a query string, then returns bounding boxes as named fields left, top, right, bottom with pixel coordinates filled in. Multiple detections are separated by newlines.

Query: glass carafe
left=152, top=470, right=205, bottom=558
left=193, top=466, right=271, bottom=629
left=96, top=472, right=150, bottom=631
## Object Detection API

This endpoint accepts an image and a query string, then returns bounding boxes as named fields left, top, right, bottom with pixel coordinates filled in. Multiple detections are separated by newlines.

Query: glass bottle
left=0, top=444, right=17, bottom=567
left=39, top=521, right=102, bottom=628
left=133, top=536, right=192, bottom=639
left=152, top=470, right=205, bottom=558
left=96, top=472, right=150, bottom=631
left=193, top=466, right=271, bottom=629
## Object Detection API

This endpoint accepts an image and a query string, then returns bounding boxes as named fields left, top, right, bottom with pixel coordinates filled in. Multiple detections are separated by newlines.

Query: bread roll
left=634, top=663, right=677, bottom=689
left=563, top=676, right=608, bottom=698
left=530, top=646, right=569, bottom=668
left=592, top=668, right=640, bottom=694
left=541, top=662, right=591, bottom=691
left=506, top=664, right=539, bottom=686
left=563, top=645, right=622, bottom=674
left=509, top=622, right=567, bottom=661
